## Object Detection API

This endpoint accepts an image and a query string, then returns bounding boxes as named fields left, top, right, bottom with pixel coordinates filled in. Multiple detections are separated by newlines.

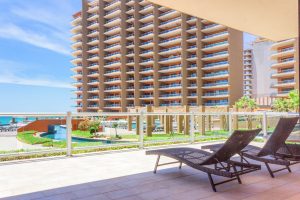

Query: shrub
left=89, top=121, right=100, bottom=134
left=78, top=118, right=91, bottom=131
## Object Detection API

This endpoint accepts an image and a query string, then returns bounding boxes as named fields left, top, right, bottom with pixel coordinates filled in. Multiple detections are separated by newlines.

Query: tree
left=235, top=96, right=257, bottom=110
left=112, top=122, right=121, bottom=139
left=272, top=90, right=299, bottom=112
left=288, top=90, right=299, bottom=112
left=235, top=96, right=257, bottom=129
left=272, top=98, right=290, bottom=112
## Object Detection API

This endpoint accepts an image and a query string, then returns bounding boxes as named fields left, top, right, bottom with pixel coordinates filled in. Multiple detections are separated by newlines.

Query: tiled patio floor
left=1, top=143, right=300, bottom=200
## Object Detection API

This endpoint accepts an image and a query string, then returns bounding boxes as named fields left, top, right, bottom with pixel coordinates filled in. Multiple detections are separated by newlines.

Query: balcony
left=71, top=16, right=81, bottom=26
left=159, top=37, right=182, bottom=47
left=87, top=54, right=99, bottom=62
left=202, top=24, right=226, bottom=33
left=104, top=26, right=121, bottom=35
left=203, top=61, right=229, bottom=70
left=88, top=5, right=99, bottom=13
left=104, top=86, right=121, bottom=92
left=87, top=21, right=99, bottom=30
left=104, top=0, right=120, bottom=10
left=71, top=65, right=83, bottom=72
left=87, top=46, right=99, bottom=54
left=105, top=17, right=121, bottom=27
left=104, top=69, right=121, bottom=76
left=140, top=13, right=154, bottom=23
left=271, top=58, right=296, bottom=68
left=87, top=71, right=99, bottom=78
left=71, top=56, right=82, bottom=65
left=139, top=31, right=154, bottom=40
left=201, top=31, right=229, bottom=43
left=159, top=64, right=182, bottom=73
left=271, top=38, right=295, bottom=50
left=202, top=71, right=229, bottom=80
left=105, top=43, right=121, bottom=51
left=159, top=27, right=181, bottom=38
left=87, top=13, right=99, bottom=21
left=159, top=17, right=181, bottom=29
left=159, top=83, right=182, bottom=90
left=271, top=69, right=295, bottom=78
left=159, top=93, right=181, bottom=99
left=159, top=10, right=180, bottom=20
left=139, top=4, right=154, bottom=14
left=140, top=94, right=154, bottom=99
left=140, top=67, right=154, bottom=74
left=158, top=55, right=181, bottom=64
left=202, top=91, right=229, bottom=98
left=140, top=76, right=154, bottom=82
left=159, top=46, right=181, bottom=56
left=87, top=38, right=99, bottom=46
left=105, top=52, right=121, bottom=59
left=159, top=74, right=182, bottom=81
left=105, top=78, right=121, bottom=84
left=104, top=8, right=121, bottom=19
left=104, top=60, right=121, bottom=68
left=139, top=22, right=154, bottom=31
left=271, top=79, right=296, bottom=88
left=140, top=58, right=154, bottom=65
left=271, top=47, right=295, bottom=59
left=71, top=33, right=82, bottom=42
left=202, top=81, right=229, bottom=89
left=205, top=101, right=229, bottom=106
left=71, top=24, right=82, bottom=34
left=71, top=40, right=82, bottom=49
left=140, top=40, right=154, bottom=48
left=88, top=63, right=99, bottom=70
left=105, top=34, right=121, bottom=44
left=87, top=79, right=99, bottom=85
left=202, top=41, right=229, bottom=52
left=202, top=51, right=229, bottom=61
left=87, top=30, right=99, bottom=37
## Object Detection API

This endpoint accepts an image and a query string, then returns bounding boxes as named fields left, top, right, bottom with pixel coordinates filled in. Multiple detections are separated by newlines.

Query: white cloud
left=0, top=59, right=72, bottom=89
left=0, top=23, right=69, bottom=55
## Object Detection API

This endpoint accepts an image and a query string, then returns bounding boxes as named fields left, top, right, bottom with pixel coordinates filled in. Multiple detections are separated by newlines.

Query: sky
left=0, top=0, right=257, bottom=113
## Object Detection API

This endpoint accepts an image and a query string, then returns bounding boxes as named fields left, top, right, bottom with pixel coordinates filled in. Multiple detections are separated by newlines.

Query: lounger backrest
left=258, top=117, right=299, bottom=157
left=201, top=129, right=261, bottom=165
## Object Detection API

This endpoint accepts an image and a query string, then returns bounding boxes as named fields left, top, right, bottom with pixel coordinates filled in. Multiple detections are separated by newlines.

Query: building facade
left=270, top=38, right=299, bottom=97
left=251, top=38, right=276, bottom=98
left=71, top=0, right=243, bottom=112
left=243, top=49, right=253, bottom=97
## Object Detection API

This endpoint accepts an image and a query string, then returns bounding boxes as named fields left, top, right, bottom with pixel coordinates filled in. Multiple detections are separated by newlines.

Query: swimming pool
left=40, top=125, right=116, bottom=143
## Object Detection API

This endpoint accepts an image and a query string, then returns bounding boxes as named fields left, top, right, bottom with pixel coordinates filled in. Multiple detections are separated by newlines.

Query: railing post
left=228, top=112, right=232, bottom=133
left=190, top=112, right=195, bottom=144
left=262, top=111, right=267, bottom=138
left=66, top=111, right=72, bottom=157
left=139, top=112, right=144, bottom=149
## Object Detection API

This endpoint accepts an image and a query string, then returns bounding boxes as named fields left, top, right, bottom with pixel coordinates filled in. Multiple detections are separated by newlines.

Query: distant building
left=251, top=38, right=276, bottom=98
left=270, top=38, right=299, bottom=97
left=243, top=49, right=253, bottom=97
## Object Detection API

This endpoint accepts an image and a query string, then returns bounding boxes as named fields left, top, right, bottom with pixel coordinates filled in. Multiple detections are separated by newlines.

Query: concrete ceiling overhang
left=146, top=0, right=298, bottom=41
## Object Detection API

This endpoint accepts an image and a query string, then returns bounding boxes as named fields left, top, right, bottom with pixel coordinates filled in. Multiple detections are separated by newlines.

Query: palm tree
left=112, top=122, right=119, bottom=139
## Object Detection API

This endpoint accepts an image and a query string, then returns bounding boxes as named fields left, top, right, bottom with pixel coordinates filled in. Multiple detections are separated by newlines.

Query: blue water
left=41, top=125, right=113, bottom=143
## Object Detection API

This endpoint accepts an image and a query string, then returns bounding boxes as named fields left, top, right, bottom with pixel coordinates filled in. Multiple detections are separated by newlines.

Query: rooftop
left=1, top=143, right=300, bottom=200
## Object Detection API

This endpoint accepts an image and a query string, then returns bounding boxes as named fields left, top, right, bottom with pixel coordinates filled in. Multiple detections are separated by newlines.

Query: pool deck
left=1, top=143, right=300, bottom=200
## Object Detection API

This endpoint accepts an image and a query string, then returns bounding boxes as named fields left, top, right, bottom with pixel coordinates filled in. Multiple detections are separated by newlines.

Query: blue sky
left=0, top=0, right=81, bottom=112
left=0, top=0, right=256, bottom=112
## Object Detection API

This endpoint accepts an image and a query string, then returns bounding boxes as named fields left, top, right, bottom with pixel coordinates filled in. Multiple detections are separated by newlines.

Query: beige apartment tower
left=71, top=0, right=243, bottom=112
left=270, top=38, right=299, bottom=97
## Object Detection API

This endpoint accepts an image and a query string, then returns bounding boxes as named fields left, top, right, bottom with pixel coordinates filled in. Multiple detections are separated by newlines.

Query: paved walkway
left=0, top=143, right=300, bottom=200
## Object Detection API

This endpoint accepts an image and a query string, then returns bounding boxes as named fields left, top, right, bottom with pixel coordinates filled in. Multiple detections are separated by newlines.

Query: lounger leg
left=154, top=155, right=160, bottom=174
left=179, top=162, right=182, bottom=169
left=287, top=165, right=292, bottom=173
left=232, top=165, right=242, bottom=184
left=207, top=173, right=217, bottom=192
left=265, top=163, right=275, bottom=178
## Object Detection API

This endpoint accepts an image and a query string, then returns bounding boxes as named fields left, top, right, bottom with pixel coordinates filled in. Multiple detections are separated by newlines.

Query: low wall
left=17, top=119, right=81, bottom=133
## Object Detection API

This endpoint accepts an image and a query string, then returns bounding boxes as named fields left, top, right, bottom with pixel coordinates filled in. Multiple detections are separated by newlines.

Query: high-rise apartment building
left=71, top=0, right=243, bottom=112
left=243, top=49, right=253, bottom=97
left=270, top=38, right=299, bottom=97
